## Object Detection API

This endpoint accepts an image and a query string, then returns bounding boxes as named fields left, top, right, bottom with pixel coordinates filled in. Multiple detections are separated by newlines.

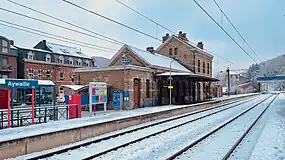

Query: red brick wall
left=8, top=56, right=17, bottom=78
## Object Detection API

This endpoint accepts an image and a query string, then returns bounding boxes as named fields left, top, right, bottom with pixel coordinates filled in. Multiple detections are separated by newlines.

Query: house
left=75, top=31, right=219, bottom=109
left=0, top=36, right=17, bottom=79
left=16, top=40, right=97, bottom=94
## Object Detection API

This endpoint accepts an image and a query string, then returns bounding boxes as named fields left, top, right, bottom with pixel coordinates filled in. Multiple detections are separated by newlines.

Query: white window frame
left=2, top=40, right=8, bottom=47
left=60, top=72, right=64, bottom=81
left=68, top=57, right=73, bottom=65
left=46, top=71, right=51, bottom=80
left=38, top=70, right=43, bottom=80
left=28, top=69, right=34, bottom=79
left=85, top=60, right=89, bottom=67
left=45, top=54, right=51, bottom=63
left=76, top=58, right=82, bottom=66
left=58, top=56, right=64, bottom=64
left=27, top=51, right=35, bottom=60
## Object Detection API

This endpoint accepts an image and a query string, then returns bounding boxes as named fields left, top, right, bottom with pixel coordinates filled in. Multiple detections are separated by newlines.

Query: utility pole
left=226, top=67, right=230, bottom=96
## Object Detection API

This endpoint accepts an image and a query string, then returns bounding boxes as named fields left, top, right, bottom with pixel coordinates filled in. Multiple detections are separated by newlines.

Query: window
left=0, top=74, right=8, bottom=79
left=38, top=70, right=43, bottom=80
left=1, top=40, right=8, bottom=54
left=169, top=48, right=173, bottom=57
left=59, top=86, right=64, bottom=95
left=45, top=54, right=51, bottom=62
left=28, top=69, right=34, bottom=79
left=1, top=48, right=8, bottom=54
left=60, top=72, right=64, bottom=81
left=68, top=57, right=73, bottom=65
left=27, top=51, right=35, bottom=60
left=58, top=56, right=64, bottom=64
left=203, top=61, right=205, bottom=73
left=46, top=71, right=51, bottom=80
left=76, top=58, right=82, bottom=66
left=85, top=60, right=89, bottom=67
left=174, top=48, right=178, bottom=56
left=2, top=40, right=8, bottom=47
left=198, top=60, right=201, bottom=72
left=207, top=63, right=210, bottom=75
left=146, top=79, right=150, bottom=98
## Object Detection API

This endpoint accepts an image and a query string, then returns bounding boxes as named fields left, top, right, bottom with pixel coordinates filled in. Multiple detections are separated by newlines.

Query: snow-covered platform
left=0, top=93, right=257, bottom=159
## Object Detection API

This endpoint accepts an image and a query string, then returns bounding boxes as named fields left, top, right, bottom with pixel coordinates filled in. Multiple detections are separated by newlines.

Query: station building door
left=133, top=78, right=141, bottom=108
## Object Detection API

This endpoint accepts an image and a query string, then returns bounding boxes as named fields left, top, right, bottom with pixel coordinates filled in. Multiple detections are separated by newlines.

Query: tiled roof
left=127, top=45, right=191, bottom=73
left=46, top=42, right=90, bottom=58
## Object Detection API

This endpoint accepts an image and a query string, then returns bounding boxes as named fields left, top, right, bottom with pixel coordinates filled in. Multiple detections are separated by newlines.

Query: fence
left=0, top=104, right=79, bottom=129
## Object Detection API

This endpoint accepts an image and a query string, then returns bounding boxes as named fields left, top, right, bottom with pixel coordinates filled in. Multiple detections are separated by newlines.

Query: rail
left=25, top=95, right=262, bottom=160
left=166, top=94, right=277, bottom=160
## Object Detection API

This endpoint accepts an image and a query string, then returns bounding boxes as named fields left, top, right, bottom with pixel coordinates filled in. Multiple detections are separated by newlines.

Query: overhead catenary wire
left=6, top=0, right=125, bottom=46
left=114, top=0, right=233, bottom=65
left=0, top=7, right=123, bottom=46
left=0, top=22, right=115, bottom=53
left=0, top=19, right=116, bottom=51
left=62, top=0, right=162, bottom=41
left=192, top=0, right=258, bottom=64
left=63, top=0, right=233, bottom=65
left=212, top=0, right=262, bottom=62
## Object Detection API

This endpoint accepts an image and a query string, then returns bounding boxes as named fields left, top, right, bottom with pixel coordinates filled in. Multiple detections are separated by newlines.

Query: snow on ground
left=176, top=95, right=275, bottom=160
left=0, top=93, right=256, bottom=142
left=249, top=93, right=285, bottom=160
left=10, top=95, right=262, bottom=160
left=40, top=95, right=264, bottom=160
left=37, top=95, right=265, bottom=160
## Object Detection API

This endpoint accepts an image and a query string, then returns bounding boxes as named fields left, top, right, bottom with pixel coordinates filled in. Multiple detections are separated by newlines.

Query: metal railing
left=0, top=104, right=79, bottom=129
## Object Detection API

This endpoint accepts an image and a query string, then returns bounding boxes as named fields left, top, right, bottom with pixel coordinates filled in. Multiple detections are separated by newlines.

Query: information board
left=89, top=82, right=107, bottom=112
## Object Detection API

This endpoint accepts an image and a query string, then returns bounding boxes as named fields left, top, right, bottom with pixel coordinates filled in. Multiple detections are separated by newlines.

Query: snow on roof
left=46, top=42, right=90, bottom=58
left=61, top=85, right=86, bottom=91
left=128, top=46, right=191, bottom=73
left=157, top=72, right=194, bottom=76
left=38, top=80, right=55, bottom=86
left=10, top=45, right=17, bottom=49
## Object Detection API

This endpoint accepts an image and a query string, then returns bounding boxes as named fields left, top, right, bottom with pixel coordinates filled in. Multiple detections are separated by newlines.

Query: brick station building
left=75, top=31, right=219, bottom=109
left=0, top=36, right=17, bottom=79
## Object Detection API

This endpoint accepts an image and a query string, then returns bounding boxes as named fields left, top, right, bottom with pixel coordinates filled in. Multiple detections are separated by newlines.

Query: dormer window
left=45, top=54, right=51, bottom=62
left=58, top=56, right=64, bottom=64
left=27, top=51, right=35, bottom=60
left=76, top=58, right=82, bottom=66
left=68, top=57, right=73, bottom=65
left=85, top=60, right=89, bottom=67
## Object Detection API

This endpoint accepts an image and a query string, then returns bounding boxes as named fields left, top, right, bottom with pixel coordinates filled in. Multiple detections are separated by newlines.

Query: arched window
left=27, top=51, right=35, bottom=60
left=169, top=48, right=173, bottom=57
left=76, top=58, right=82, bottom=66
left=85, top=60, right=89, bottom=67
left=58, top=56, right=64, bottom=64
left=68, top=57, right=73, bottom=65
left=45, top=54, right=51, bottom=62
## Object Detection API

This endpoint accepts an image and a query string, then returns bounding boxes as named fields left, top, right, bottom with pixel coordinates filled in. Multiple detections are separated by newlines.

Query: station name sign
left=5, top=79, right=38, bottom=89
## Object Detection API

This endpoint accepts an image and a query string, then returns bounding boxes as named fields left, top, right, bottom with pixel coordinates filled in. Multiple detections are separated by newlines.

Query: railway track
left=166, top=94, right=278, bottom=160
left=23, top=95, right=264, bottom=160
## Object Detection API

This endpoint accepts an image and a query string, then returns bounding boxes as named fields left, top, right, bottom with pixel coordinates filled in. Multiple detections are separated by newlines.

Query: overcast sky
left=1, top=0, right=284, bottom=75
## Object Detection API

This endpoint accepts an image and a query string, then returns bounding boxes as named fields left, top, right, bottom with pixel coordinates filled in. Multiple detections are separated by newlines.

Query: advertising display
left=89, top=82, right=107, bottom=112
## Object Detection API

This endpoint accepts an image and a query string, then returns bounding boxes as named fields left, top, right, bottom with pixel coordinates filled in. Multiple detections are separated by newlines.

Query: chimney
left=162, top=33, right=169, bottom=43
left=178, top=31, right=183, bottom=37
left=43, top=40, right=46, bottom=44
left=10, top=40, right=14, bottom=46
left=146, top=46, right=155, bottom=53
left=197, top=41, right=204, bottom=50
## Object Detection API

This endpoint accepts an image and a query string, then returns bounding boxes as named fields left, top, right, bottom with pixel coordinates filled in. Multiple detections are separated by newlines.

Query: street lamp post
left=122, top=54, right=126, bottom=110
left=169, top=59, right=175, bottom=105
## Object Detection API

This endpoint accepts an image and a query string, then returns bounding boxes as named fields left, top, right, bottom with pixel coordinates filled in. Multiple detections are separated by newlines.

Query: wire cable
left=113, top=0, right=233, bottom=64
left=0, top=22, right=115, bottom=53
left=212, top=0, right=262, bottom=62
left=192, top=0, right=257, bottom=63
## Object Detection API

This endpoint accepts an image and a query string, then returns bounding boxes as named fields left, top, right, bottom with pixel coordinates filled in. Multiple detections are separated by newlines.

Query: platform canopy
left=257, top=76, right=285, bottom=82
left=61, top=85, right=86, bottom=91
left=156, top=72, right=219, bottom=82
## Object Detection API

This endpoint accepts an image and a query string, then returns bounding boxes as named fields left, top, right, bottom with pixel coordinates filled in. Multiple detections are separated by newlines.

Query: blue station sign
left=5, top=79, right=38, bottom=89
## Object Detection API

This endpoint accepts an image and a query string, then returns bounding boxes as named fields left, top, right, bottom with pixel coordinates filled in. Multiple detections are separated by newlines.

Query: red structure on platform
left=68, top=94, right=82, bottom=119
